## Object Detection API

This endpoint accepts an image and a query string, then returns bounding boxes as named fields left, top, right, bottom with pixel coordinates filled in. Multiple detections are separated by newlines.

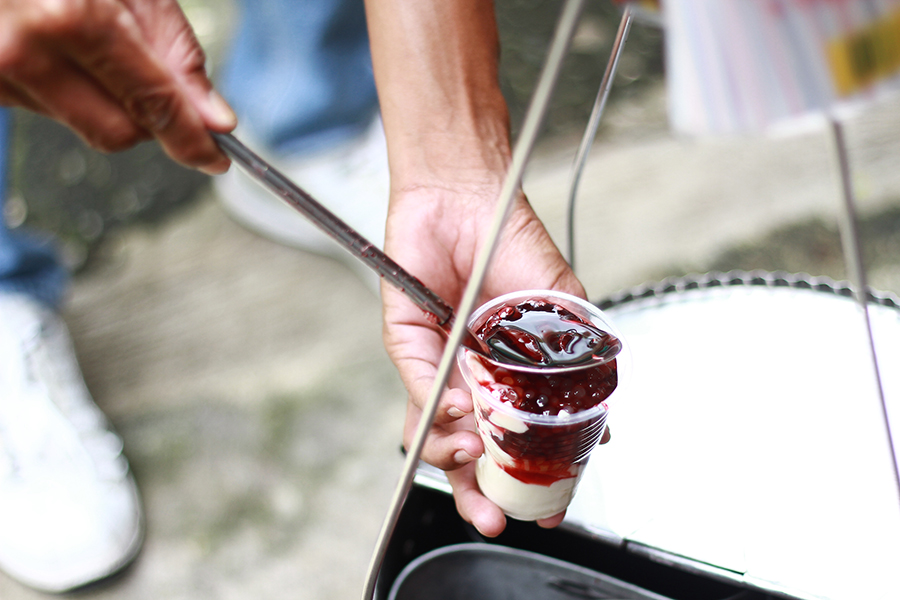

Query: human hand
left=382, top=183, right=599, bottom=537
left=0, top=0, right=235, bottom=174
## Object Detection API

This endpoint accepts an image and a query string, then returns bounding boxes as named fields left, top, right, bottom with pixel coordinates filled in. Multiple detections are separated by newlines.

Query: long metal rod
left=565, top=6, right=633, bottom=271
left=828, top=118, right=900, bottom=501
left=214, top=132, right=500, bottom=363
left=360, top=0, right=586, bottom=597
left=211, top=132, right=454, bottom=327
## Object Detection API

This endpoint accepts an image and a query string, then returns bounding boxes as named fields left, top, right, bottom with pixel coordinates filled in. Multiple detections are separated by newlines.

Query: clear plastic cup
left=457, top=290, right=624, bottom=521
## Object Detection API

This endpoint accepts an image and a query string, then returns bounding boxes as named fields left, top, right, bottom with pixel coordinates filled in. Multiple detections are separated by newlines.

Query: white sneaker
left=214, top=117, right=390, bottom=294
left=0, top=294, right=144, bottom=593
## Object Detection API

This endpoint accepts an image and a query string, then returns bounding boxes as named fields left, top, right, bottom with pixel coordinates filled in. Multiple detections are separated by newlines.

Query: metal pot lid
left=565, top=271, right=900, bottom=600
left=388, top=543, right=672, bottom=600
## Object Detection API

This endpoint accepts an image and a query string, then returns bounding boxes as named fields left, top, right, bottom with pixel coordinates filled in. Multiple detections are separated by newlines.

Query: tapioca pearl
left=486, top=383, right=511, bottom=401
left=498, top=387, right=519, bottom=404
left=513, top=373, right=531, bottom=387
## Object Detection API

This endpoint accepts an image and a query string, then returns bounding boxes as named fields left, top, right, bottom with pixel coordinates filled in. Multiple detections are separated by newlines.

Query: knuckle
left=28, top=0, right=90, bottom=39
left=177, top=30, right=209, bottom=74
left=124, top=88, right=180, bottom=133
left=0, top=0, right=104, bottom=74
left=0, top=40, right=52, bottom=80
left=27, top=0, right=125, bottom=50
left=0, top=37, right=26, bottom=74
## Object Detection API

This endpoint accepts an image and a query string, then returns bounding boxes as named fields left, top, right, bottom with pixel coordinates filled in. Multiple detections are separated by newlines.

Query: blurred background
left=2, top=1, right=899, bottom=599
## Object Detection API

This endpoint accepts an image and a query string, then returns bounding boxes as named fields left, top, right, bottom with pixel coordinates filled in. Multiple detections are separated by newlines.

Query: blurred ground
left=2, top=2, right=900, bottom=599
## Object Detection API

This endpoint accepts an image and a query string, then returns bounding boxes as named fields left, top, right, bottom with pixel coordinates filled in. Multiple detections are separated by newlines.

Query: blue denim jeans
left=220, top=0, right=379, bottom=157
left=0, top=108, right=68, bottom=309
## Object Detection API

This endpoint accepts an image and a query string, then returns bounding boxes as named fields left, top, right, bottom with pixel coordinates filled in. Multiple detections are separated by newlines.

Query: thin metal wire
left=360, top=0, right=586, bottom=597
left=565, top=7, right=633, bottom=271
left=829, top=118, right=900, bottom=502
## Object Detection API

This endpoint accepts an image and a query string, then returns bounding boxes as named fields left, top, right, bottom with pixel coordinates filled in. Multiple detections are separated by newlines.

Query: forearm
left=364, top=0, right=512, bottom=192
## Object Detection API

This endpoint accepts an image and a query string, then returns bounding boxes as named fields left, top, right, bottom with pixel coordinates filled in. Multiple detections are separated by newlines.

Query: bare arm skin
left=365, top=0, right=589, bottom=536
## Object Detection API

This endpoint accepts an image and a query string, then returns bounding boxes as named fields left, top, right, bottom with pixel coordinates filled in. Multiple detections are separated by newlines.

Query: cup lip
left=463, top=289, right=625, bottom=375
left=458, top=289, right=621, bottom=426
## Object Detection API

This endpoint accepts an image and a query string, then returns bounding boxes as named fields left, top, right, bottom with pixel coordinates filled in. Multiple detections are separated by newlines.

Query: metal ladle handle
left=211, top=132, right=455, bottom=328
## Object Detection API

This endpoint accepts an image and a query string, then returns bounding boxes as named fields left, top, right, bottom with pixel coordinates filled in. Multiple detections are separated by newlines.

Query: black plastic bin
left=375, top=484, right=779, bottom=600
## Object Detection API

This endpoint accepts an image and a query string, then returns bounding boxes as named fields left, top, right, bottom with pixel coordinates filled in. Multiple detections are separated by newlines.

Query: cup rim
left=463, top=289, right=625, bottom=375
left=458, top=289, right=622, bottom=426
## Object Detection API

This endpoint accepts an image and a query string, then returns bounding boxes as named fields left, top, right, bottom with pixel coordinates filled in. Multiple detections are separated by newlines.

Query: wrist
left=382, top=83, right=513, bottom=190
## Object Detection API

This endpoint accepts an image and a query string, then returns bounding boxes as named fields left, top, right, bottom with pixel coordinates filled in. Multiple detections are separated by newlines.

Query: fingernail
left=199, top=162, right=229, bottom=176
left=453, top=450, right=476, bottom=465
left=448, top=406, right=465, bottom=418
left=207, top=90, right=237, bottom=128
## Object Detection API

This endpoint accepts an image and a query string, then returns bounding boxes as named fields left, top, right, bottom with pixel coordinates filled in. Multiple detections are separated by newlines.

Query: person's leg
left=215, top=0, right=389, bottom=292
left=220, top=0, right=379, bottom=157
left=0, top=109, right=68, bottom=307
left=0, top=108, right=144, bottom=593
